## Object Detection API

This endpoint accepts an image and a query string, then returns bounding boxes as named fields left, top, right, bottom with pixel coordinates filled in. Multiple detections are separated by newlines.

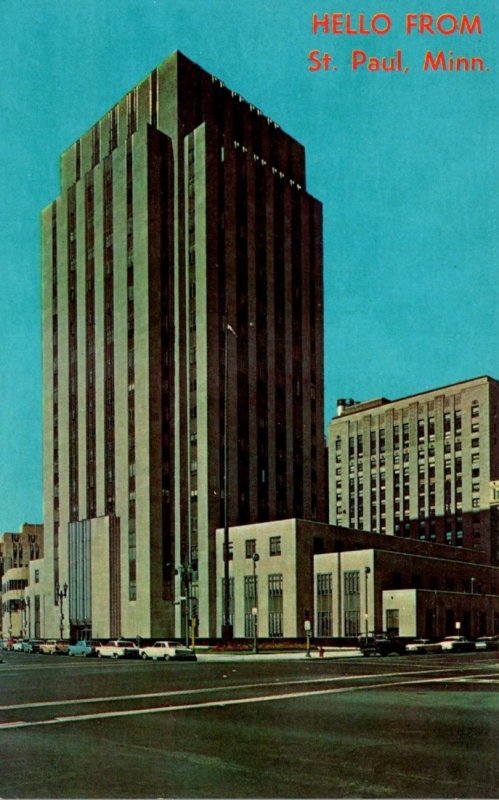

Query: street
left=0, top=651, right=497, bottom=798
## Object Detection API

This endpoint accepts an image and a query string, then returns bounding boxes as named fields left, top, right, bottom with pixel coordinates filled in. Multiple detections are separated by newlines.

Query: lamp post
left=56, top=583, right=68, bottom=640
left=25, top=597, right=31, bottom=639
left=252, top=553, right=259, bottom=653
left=172, top=564, right=192, bottom=646
left=470, top=577, right=475, bottom=594
left=222, top=314, right=237, bottom=642
left=364, top=566, right=371, bottom=637
left=21, top=599, right=28, bottom=639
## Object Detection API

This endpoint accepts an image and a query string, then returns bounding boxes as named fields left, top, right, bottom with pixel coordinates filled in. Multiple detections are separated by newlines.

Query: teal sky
left=0, top=0, right=498, bottom=533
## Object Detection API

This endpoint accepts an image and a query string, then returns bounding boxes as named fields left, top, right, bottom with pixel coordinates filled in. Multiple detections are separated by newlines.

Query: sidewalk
left=195, top=647, right=361, bottom=662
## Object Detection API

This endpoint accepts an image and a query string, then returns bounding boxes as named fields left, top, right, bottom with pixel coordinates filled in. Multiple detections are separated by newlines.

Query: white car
left=139, top=640, right=197, bottom=661
left=436, top=636, right=475, bottom=653
left=475, top=635, right=499, bottom=651
left=96, top=640, right=140, bottom=659
left=405, top=638, right=442, bottom=654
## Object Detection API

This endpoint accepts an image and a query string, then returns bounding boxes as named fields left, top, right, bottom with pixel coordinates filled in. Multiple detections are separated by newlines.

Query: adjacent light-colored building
left=41, top=51, right=326, bottom=641
left=328, top=376, right=499, bottom=565
left=216, top=518, right=499, bottom=641
left=215, top=519, right=336, bottom=639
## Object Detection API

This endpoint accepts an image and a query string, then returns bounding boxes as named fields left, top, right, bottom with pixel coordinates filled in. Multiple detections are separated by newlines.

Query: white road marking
left=0, top=671, right=497, bottom=730
left=0, top=666, right=489, bottom=711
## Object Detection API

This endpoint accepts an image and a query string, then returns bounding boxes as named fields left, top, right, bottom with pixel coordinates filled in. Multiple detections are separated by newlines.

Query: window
left=221, top=577, right=234, bottom=628
left=343, top=570, right=360, bottom=636
left=317, top=573, right=332, bottom=637
left=269, top=536, right=281, bottom=556
left=379, top=429, right=386, bottom=453
left=418, top=420, right=425, bottom=441
left=386, top=609, right=399, bottom=636
left=393, top=425, right=400, bottom=447
left=244, top=575, right=258, bottom=637
left=245, top=539, right=256, bottom=558
left=268, top=574, right=283, bottom=637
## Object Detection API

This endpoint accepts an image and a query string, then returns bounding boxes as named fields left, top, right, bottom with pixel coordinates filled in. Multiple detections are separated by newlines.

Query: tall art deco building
left=41, top=52, right=326, bottom=640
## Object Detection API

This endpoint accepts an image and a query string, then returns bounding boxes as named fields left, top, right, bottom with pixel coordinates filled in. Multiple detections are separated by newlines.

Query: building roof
left=333, top=374, right=498, bottom=421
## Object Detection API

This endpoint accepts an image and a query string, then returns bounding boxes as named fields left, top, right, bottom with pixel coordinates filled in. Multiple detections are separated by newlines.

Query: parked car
left=436, top=635, right=475, bottom=653
left=358, top=633, right=406, bottom=657
left=475, top=635, right=499, bottom=651
left=4, top=637, right=20, bottom=651
left=12, top=639, right=25, bottom=652
left=68, top=640, right=103, bottom=657
left=405, top=638, right=442, bottom=654
left=95, top=640, right=140, bottom=659
left=39, top=639, right=69, bottom=655
left=139, top=640, right=197, bottom=661
left=22, top=639, right=44, bottom=653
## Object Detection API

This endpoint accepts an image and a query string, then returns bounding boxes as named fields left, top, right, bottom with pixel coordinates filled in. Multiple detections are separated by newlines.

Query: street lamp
left=470, top=577, right=475, bottom=594
left=222, top=314, right=237, bottom=642
left=56, top=583, right=68, bottom=640
left=25, top=597, right=31, bottom=639
left=252, top=553, right=259, bottom=653
left=364, top=566, right=371, bottom=637
left=21, top=598, right=30, bottom=639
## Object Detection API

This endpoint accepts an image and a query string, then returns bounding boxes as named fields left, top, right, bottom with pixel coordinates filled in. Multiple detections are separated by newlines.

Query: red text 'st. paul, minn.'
left=309, top=12, right=487, bottom=73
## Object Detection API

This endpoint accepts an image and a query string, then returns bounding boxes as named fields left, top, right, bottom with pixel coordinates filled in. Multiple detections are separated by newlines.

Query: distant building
left=41, top=51, right=326, bottom=641
left=1, top=523, right=43, bottom=638
left=328, top=376, right=499, bottom=565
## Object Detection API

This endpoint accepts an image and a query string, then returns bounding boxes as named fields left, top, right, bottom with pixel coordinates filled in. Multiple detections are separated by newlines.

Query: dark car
left=358, top=633, right=405, bottom=657
left=436, top=635, right=475, bottom=653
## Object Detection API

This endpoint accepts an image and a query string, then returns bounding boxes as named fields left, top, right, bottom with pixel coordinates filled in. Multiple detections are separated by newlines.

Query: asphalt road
left=0, top=650, right=497, bottom=798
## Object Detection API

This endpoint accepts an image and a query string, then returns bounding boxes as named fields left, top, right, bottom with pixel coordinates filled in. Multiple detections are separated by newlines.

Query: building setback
left=328, top=376, right=499, bottom=566
left=41, top=51, right=326, bottom=641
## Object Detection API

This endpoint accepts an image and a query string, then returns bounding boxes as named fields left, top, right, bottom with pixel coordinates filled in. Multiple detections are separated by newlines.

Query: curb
left=195, top=648, right=361, bottom=662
